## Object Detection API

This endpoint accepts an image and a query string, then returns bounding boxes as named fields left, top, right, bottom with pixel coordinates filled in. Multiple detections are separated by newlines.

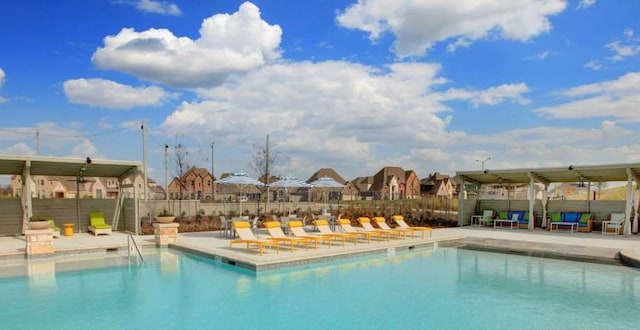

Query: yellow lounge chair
left=264, top=221, right=311, bottom=251
left=88, top=211, right=112, bottom=236
left=313, top=219, right=358, bottom=246
left=230, top=221, right=280, bottom=256
left=338, top=219, right=382, bottom=243
left=372, top=217, right=412, bottom=239
left=357, top=217, right=401, bottom=240
left=391, top=215, right=432, bottom=238
left=288, top=221, right=333, bottom=248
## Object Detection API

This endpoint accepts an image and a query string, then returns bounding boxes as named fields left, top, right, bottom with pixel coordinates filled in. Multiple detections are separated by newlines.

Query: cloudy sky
left=1, top=0, right=639, bottom=185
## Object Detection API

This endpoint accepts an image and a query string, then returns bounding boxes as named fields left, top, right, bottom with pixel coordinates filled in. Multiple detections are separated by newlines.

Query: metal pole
left=141, top=120, right=149, bottom=223
left=211, top=141, right=215, bottom=201
left=476, top=157, right=491, bottom=171
left=164, top=144, right=168, bottom=201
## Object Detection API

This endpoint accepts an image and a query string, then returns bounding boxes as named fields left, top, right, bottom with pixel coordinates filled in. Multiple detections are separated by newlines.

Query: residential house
left=364, top=166, right=420, bottom=200
left=351, top=176, right=373, bottom=198
left=11, top=172, right=164, bottom=200
left=167, top=167, right=215, bottom=200
left=421, top=172, right=454, bottom=198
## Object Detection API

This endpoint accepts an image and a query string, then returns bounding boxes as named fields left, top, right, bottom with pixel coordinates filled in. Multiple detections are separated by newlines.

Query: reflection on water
left=160, top=252, right=180, bottom=275
left=456, top=249, right=640, bottom=305
left=240, top=248, right=436, bottom=292
left=28, top=260, right=57, bottom=290
left=235, top=275, right=252, bottom=297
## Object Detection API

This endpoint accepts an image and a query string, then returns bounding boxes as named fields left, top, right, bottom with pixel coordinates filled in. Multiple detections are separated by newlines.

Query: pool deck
left=1, top=227, right=639, bottom=271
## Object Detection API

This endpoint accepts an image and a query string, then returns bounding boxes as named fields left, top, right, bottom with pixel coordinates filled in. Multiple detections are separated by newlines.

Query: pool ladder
left=127, top=232, right=144, bottom=264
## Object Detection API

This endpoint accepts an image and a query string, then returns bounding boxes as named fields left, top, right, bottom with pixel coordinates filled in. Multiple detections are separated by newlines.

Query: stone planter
left=156, top=216, right=176, bottom=224
left=28, top=220, right=49, bottom=230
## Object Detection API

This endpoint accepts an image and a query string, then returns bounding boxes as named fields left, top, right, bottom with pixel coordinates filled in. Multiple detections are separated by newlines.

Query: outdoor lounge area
left=457, top=163, right=640, bottom=236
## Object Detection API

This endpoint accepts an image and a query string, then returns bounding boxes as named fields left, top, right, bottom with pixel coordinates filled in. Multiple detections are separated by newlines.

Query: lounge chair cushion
left=498, top=211, right=507, bottom=219
left=579, top=213, right=591, bottom=224
left=89, top=211, right=112, bottom=235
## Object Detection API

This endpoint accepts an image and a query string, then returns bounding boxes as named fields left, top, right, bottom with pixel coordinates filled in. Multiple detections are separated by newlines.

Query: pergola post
left=633, top=189, right=639, bottom=234
left=458, top=182, right=465, bottom=227
left=21, top=160, right=33, bottom=234
left=528, top=174, right=535, bottom=230
left=625, top=168, right=633, bottom=235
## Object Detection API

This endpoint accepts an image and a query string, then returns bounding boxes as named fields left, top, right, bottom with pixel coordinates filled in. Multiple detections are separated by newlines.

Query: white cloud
left=63, top=78, right=174, bottom=109
left=0, top=68, right=6, bottom=103
left=584, top=60, right=602, bottom=70
left=158, top=60, right=536, bottom=178
left=446, top=37, right=471, bottom=52
left=92, top=2, right=282, bottom=88
left=440, top=83, right=531, bottom=107
left=2, top=142, right=34, bottom=155
left=134, top=0, right=181, bottom=16
left=535, top=72, right=640, bottom=121
left=524, top=50, right=552, bottom=61
left=336, top=0, right=567, bottom=58
left=606, top=29, right=640, bottom=62
left=536, top=51, right=549, bottom=60
left=69, top=140, right=101, bottom=159
left=576, top=0, right=596, bottom=10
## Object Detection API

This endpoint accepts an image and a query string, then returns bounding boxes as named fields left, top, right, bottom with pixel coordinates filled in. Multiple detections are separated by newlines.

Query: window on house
left=96, top=189, right=103, bottom=199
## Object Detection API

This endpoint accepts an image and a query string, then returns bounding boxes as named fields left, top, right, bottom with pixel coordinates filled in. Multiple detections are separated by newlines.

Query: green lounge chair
left=88, top=211, right=112, bottom=236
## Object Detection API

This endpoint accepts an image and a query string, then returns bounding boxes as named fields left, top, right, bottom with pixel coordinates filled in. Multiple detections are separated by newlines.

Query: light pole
left=164, top=144, right=169, bottom=201
left=210, top=141, right=215, bottom=201
left=476, top=157, right=491, bottom=171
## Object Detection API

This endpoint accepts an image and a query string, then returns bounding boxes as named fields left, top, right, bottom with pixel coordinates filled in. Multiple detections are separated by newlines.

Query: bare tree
left=250, top=134, right=279, bottom=215
left=171, top=136, right=192, bottom=200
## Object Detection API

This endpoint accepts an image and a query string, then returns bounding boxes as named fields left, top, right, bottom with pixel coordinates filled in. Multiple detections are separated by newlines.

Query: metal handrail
left=127, top=232, right=144, bottom=264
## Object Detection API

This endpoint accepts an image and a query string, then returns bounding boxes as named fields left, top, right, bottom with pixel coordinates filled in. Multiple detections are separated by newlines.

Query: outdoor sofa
left=495, top=210, right=533, bottom=229
left=548, top=211, right=593, bottom=232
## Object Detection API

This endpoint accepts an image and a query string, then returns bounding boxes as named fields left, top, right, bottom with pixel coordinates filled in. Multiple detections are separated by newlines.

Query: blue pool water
left=1, top=248, right=640, bottom=329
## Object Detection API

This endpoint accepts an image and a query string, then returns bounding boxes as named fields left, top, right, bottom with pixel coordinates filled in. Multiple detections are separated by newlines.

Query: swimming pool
left=1, top=247, right=639, bottom=329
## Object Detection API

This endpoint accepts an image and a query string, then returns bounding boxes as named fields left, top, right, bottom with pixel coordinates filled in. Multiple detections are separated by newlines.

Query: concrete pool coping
left=0, top=227, right=639, bottom=271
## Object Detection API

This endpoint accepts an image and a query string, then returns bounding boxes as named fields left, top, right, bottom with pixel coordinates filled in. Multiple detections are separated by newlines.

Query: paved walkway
left=1, top=227, right=639, bottom=270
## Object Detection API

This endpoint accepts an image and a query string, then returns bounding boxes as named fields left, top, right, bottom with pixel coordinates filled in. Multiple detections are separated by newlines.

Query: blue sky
left=1, top=0, right=640, bottom=185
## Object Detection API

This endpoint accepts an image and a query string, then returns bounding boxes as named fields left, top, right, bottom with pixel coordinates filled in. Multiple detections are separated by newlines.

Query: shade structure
left=216, top=172, right=263, bottom=216
left=309, top=176, right=345, bottom=210
left=271, top=177, right=312, bottom=213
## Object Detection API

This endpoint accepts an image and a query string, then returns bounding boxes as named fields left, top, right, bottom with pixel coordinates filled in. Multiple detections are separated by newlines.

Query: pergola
left=0, top=154, right=141, bottom=232
left=456, top=162, right=640, bottom=235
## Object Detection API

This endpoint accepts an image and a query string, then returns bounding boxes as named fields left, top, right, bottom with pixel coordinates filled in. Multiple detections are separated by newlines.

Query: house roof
left=307, top=168, right=346, bottom=185
left=0, top=154, right=140, bottom=178
left=351, top=176, right=373, bottom=185
left=456, top=162, right=640, bottom=186
left=370, top=166, right=406, bottom=191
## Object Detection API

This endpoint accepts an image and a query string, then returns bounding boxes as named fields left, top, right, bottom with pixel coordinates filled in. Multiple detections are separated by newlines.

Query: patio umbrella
left=216, top=172, right=263, bottom=217
left=270, top=176, right=312, bottom=214
left=309, top=177, right=345, bottom=212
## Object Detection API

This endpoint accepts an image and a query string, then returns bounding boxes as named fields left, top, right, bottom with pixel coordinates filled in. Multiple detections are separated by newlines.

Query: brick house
left=421, top=172, right=455, bottom=198
left=167, top=167, right=214, bottom=200
left=366, top=166, right=420, bottom=200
